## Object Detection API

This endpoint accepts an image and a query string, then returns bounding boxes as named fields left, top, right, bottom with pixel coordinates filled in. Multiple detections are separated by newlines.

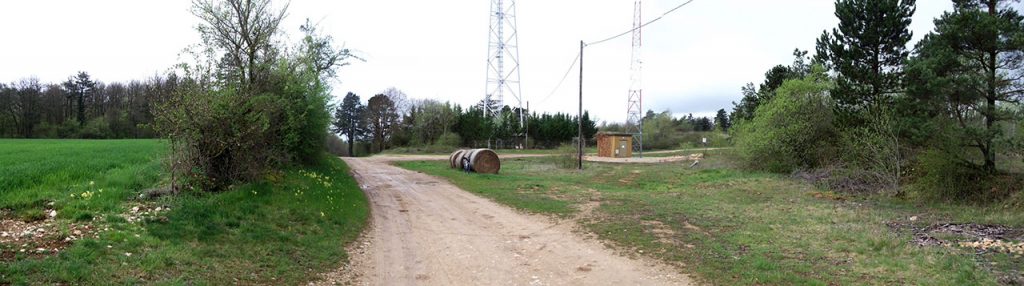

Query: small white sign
left=702, top=137, right=707, bottom=143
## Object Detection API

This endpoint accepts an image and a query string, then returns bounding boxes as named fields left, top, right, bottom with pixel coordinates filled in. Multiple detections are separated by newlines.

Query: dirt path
left=325, top=155, right=693, bottom=285
left=583, top=154, right=702, bottom=164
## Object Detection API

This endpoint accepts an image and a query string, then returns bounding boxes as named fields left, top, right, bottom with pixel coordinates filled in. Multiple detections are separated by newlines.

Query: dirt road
left=583, top=154, right=702, bottom=164
left=328, top=155, right=693, bottom=285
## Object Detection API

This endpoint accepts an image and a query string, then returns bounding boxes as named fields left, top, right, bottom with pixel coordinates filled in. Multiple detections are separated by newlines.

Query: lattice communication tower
left=626, top=1, right=644, bottom=156
left=485, top=0, right=524, bottom=125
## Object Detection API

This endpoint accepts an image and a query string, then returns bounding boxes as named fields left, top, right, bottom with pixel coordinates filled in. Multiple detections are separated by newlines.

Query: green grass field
left=398, top=153, right=1024, bottom=285
left=0, top=139, right=166, bottom=222
left=0, top=139, right=368, bottom=285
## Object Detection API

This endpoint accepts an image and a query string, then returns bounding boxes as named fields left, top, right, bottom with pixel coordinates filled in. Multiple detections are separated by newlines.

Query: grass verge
left=1, top=139, right=368, bottom=285
left=397, top=153, right=1023, bottom=285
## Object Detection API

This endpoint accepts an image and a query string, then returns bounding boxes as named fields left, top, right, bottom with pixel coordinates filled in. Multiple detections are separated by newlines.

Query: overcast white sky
left=0, top=0, right=969, bottom=123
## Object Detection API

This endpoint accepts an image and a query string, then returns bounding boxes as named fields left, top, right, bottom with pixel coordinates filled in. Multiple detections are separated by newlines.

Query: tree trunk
left=347, top=117, right=355, bottom=157
left=983, top=0, right=998, bottom=173
left=77, top=92, right=85, bottom=126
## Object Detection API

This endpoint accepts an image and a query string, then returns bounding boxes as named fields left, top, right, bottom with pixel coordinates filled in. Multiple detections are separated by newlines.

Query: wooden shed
left=596, top=132, right=633, bottom=158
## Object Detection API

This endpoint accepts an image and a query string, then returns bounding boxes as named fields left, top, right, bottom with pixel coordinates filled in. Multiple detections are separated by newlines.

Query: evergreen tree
left=332, top=92, right=365, bottom=157
left=816, top=0, right=916, bottom=121
left=715, top=109, right=732, bottom=132
left=906, top=0, right=1024, bottom=172
left=581, top=111, right=598, bottom=141
left=63, top=72, right=96, bottom=126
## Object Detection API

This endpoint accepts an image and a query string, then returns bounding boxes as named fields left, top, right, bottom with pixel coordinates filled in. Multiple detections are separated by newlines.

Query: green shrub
left=155, top=63, right=332, bottom=191
left=325, top=134, right=348, bottom=157
left=912, top=149, right=991, bottom=200
left=546, top=143, right=579, bottom=169
left=907, top=116, right=1024, bottom=201
left=79, top=117, right=112, bottom=139
left=836, top=109, right=906, bottom=195
left=678, top=131, right=731, bottom=149
left=734, top=67, right=836, bottom=173
left=33, top=121, right=59, bottom=138
left=437, top=132, right=462, bottom=148
left=642, top=111, right=684, bottom=150
left=151, top=0, right=349, bottom=192
left=56, top=119, right=80, bottom=138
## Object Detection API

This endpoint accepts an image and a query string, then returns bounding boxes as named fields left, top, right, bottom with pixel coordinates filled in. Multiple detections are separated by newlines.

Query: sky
left=0, top=0, right=969, bottom=123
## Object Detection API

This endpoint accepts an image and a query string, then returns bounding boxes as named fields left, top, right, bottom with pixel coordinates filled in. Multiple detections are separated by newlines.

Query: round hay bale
left=458, top=150, right=472, bottom=169
left=468, top=148, right=501, bottom=174
left=449, top=149, right=466, bottom=168
left=457, top=149, right=473, bottom=170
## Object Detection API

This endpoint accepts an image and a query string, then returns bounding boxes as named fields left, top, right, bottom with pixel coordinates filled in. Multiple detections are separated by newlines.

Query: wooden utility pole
left=578, top=40, right=584, bottom=170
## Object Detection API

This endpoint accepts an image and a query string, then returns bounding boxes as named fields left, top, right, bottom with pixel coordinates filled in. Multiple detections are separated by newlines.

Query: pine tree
left=906, top=0, right=1024, bottom=172
left=63, top=72, right=96, bottom=126
left=332, top=92, right=365, bottom=157
left=714, top=109, right=732, bottom=132
left=816, top=0, right=916, bottom=122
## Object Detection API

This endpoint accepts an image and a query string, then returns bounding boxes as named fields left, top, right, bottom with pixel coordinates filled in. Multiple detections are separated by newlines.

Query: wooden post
left=578, top=40, right=584, bottom=170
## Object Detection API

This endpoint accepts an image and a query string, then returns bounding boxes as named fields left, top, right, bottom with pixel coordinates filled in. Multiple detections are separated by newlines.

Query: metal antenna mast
left=626, top=1, right=644, bottom=157
left=485, top=0, right=523, bottom=125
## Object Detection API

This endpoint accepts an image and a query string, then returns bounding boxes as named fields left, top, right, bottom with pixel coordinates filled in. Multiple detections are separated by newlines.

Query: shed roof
left=596, top=131, right=635, bottom=137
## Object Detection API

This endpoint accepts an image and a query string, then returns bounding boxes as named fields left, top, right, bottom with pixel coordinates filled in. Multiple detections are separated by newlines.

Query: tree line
left=598, top=109, right=731, bottom=150
left=0, top=72, right=178, bottom=139
left=332, top=90, right=600, bottom=155
left=730, top=0, right=1024, bottom=200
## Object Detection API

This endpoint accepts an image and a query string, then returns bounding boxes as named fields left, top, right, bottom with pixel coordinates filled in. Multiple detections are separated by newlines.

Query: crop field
left=398, top=152, right=1024, bottom=285
left=0, top=140, right=368, bottom=285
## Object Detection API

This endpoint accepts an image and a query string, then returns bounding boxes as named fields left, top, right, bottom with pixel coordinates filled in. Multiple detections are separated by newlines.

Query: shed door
left=617, top=138, right=629, bottom=157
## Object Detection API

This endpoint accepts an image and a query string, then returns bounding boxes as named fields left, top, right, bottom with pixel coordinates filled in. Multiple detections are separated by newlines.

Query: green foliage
left=0, top=142, right=369, bottom=284
left=735, top=67, right=836, bottom=173
left=78, top=117, right=112, bottom=139
left=332, top=92, right=366, bottom=157
left=526, top=111, right=593, bottom=149
left=324, top=133, right=347, bottom=157
left=912, top=149, right=992, bottom=201
left=410, top=100, right=459, bottom=145
left=836, top=109, right=906, bottom=194
left=454, top=106, right=493, bottom=147
left=677, top=131, right=732, bottom=149
left=157, top=60, right=332, bottom=190
left=269, top=62, right=332, bottom=164
left=905, top=0, right=1024, bottom=173
left=0, top=73, right=176, bottom=140
left=436, top=131, right=461, bottom=148
left=731, top=50, right=812, bottom=123
left=63, top=72, right=97, bottom=126
left=365, top=93, right=400, bottom=153
left=598, top=110, right=723, bottom=151
left=154, top=0, right=344, bottom=191
left=816, top=0, right=915, bottom=122
left=731, top=83, right=761, bottom=123
left=907, top=116, right=1024, bottom=201
left=714, top=108, right=731, bottom=132
left=643, top=111, right=685, bottom=150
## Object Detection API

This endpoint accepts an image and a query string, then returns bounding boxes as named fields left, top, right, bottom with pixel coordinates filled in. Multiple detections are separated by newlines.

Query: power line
left=537, top=52, right=581, bottom=105
left=538, top=0, right=697, bottom=114
left=585, top=0, right=696, bottom=46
